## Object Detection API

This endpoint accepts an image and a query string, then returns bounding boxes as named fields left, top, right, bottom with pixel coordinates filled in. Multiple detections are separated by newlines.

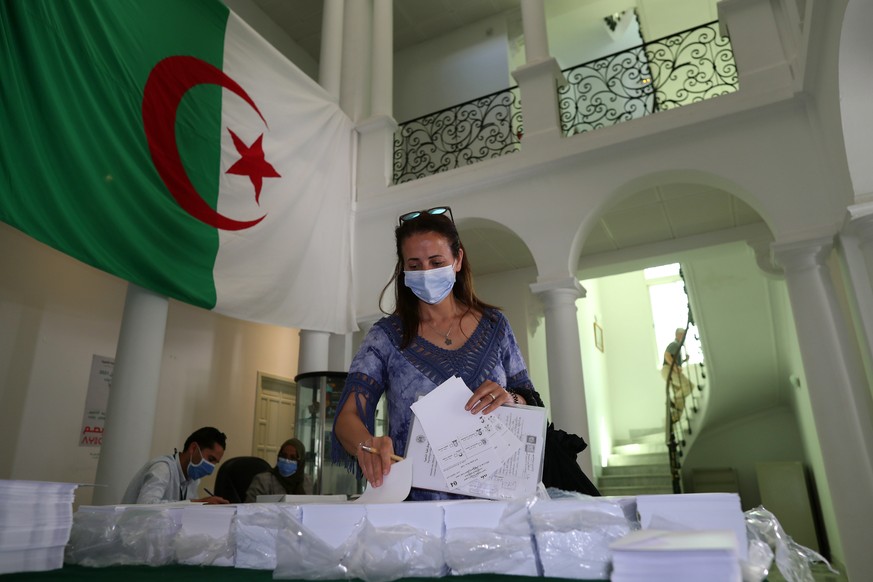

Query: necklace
left=425, top=316, right=457, bottom=346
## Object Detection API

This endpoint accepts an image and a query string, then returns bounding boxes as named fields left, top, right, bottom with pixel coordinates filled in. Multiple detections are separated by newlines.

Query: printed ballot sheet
left=407, top=403, right=547, bottom=499
left=409, top=376, right=526, bottom=490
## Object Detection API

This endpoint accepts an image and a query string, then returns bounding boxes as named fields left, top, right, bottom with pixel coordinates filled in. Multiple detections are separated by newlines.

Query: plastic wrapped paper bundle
left=528, top=495, right=638, bottom=579
left=65, top=504, right=183, bottom=567
left=233, top=503, right=299, bottom=570
left=443, top=499, right=539, bottom=577
left=274, top=503, right=366, bottom=580
left=345, top=502, right=446, bottom=582
left=174, top=504, right=237, bottom=566
left=0, top=480, right=78, bottom=574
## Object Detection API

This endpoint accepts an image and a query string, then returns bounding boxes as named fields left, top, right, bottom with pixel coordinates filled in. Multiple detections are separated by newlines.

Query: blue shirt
left=332, top=308, right=542, bottom=500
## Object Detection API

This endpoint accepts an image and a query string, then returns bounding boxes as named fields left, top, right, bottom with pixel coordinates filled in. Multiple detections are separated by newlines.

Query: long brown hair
left=379, top=212, right=499, bottom=348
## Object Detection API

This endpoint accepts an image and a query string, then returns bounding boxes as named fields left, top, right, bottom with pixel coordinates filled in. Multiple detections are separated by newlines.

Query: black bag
left=541, top=423, right=601, bottom=496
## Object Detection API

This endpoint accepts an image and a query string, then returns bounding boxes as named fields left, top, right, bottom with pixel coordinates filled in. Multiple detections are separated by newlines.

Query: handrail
left=663, top=267, right=708, bottom=493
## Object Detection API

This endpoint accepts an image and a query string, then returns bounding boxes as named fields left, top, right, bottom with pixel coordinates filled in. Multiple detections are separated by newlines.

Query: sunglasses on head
left=398, top=206, right=454, bottom=226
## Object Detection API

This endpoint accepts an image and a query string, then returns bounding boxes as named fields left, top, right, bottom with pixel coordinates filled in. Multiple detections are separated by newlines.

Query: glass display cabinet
left=294, top=371, right=387, bottom=496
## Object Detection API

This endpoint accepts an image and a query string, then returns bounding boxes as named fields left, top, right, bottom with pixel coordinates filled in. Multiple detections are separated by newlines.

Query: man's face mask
left=187, top=444, right=215, bottom=480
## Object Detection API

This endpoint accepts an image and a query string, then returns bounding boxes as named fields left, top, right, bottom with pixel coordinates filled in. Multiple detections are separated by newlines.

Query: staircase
left=598, top=428, right=674, bottom=496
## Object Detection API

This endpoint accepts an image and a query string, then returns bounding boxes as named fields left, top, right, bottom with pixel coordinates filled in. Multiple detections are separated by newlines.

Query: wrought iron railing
left=392, top=21, right=737, bottom=183
left=392, top=87, right=522, bottom=184
left=560, top=21, right=738, bottom=136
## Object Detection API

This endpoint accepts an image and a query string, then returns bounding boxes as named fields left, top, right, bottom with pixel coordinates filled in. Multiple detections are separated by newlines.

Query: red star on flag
left=225, top=129, right=281, bottom=203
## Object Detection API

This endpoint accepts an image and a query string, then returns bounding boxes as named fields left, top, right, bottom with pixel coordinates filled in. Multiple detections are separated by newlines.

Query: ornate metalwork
left=560, top=22, right=738, bottom=136
left=393, top=87, right=522, bottom=185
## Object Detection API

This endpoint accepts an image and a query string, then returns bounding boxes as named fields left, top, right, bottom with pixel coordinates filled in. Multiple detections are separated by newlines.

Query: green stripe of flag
left=0, top=0, right=229, bottom=308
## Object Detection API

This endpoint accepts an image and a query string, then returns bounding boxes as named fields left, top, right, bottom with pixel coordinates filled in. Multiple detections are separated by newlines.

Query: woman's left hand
left=465, top=380, right=510, bottom=415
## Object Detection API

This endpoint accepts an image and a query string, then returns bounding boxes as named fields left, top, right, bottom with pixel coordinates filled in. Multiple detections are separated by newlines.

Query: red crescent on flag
left=142, top=55, right=267, bottom=231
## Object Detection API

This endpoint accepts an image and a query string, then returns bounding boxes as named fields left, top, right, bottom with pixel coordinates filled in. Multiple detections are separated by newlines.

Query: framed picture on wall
left=593, top=322, right=604, bottom=353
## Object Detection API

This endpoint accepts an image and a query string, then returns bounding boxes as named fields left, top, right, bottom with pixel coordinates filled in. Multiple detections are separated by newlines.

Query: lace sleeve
left=330, top=324, right=390, bottom=470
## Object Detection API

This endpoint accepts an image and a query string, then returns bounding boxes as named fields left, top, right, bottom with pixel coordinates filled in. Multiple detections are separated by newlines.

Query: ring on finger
left=489, top=393, right=497, bottom=401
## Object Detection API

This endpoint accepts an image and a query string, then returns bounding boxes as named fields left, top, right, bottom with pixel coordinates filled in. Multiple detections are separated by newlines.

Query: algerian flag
left=0, top=0, right=356, bottom=333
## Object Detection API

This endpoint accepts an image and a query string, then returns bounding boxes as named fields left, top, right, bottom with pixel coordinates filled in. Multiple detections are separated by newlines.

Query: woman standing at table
left=332, top=207, right=544, bottom=501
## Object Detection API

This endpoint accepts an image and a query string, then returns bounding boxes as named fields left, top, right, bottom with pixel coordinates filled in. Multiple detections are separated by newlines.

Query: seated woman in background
left=332, top=206, right=544, bottom=501
left=245, top=437, right=312, bottom=501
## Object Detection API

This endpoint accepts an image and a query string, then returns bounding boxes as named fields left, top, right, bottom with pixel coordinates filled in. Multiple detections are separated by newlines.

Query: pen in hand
left=203, top=488, right=215, bottom=497
left=360, top=444, right=404, bottom=463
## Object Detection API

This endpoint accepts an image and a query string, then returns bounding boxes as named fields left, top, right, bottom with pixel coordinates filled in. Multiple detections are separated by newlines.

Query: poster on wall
left=79, top=355, right=114, bottom=447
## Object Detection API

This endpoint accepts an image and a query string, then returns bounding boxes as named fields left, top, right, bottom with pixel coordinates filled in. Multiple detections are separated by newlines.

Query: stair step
left=598, top=474, right=673, bottom=488
left=628, top=427, right=664, bottom=441
left=598, top=484, right=675, bottom=496
left=608, top=452, right=670, bottom=466
left=614, top=431, right=665, bottom=447
left=612, top=441, right=668, bottom=455
left=602, top=464, right=671, bottom=477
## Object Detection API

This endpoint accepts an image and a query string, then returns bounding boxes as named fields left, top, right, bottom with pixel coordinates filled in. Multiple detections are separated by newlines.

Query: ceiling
left=252, top=0, right=520, bottom=62
left=248, top=0, right=768, bottom=277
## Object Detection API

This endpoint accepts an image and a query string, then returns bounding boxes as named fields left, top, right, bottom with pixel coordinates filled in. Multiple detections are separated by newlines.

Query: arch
left=569, top=169, right=775, bottom=274
left=839, top=0, right=873, bottom=199
left=456, top=216, right=536, bottom=277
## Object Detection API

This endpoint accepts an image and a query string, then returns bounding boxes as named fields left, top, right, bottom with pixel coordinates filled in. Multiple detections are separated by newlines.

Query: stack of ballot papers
left=609, top=529, right=742, bottom=582
left=635, top=492, right=748, bottom=559
left=0, top=480, right=78, bottom=574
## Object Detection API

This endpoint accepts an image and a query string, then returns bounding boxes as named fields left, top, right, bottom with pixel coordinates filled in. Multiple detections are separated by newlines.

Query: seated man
left=245, top=437, right=313, bottom=502
left=121, top=426, right=229, bottom=504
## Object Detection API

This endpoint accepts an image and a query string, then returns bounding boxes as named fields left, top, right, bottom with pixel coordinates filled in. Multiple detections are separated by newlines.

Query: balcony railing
left=393, top=21, right=737, bottom=184
left=560, top=21, right=737, bottom=136
left=392, top=87, right=522, bottom=185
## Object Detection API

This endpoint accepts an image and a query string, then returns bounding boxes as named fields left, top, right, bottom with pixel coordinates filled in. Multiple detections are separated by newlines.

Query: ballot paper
left=0, top=480, right=78, bottom=574
left=609, top=529, right=742, bottom=582
left=409, top=376, right=523, bottom=489
left=407, top=404, right=546, bottom=499
left=354, top=458, right=414, bottom=503
left=636, top=493, right=748, bottom=559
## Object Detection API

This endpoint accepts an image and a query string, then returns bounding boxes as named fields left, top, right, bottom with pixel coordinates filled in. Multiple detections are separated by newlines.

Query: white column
left=328, top=332, right=353, bottom=371
left=298, top=329, right=331, bottom=374
left=339, top=0, right=371, bottom=121
left=772, top=236, right=873, bottom=580
left=357, top=0, right=397, bottom=198
left=371, top=0, right=392, bottom=118
left=520, top=0, right=549, bottom=63
left=840, top=205, right=873, bottom=380
left=530, top=277, right=593, bottom=476
left=318, top=0, right=344, bottom=101
left=511, top=0, right=563, bottom=147
left=92, top=284, right=169, bottom=505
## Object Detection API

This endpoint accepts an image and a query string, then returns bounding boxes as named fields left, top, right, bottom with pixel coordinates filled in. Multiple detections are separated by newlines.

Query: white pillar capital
left=299, top=329, right=331, bottom=374
left=746, top=235, right=783, bottom=277
left=530, top=276, right=586, bottom=300
left=771, top=236, right=833, bottom=273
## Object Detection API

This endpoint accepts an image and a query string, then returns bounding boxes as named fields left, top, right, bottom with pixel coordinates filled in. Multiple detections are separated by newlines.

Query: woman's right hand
left=356, top=435, right=395, bottom=487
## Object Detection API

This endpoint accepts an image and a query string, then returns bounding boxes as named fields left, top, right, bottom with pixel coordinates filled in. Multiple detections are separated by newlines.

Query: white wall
left=575, top=278, right=613, bottom=473
left=0, top=222, right=300, bottom=506
left=394, top=14, right=511, bottom=123
left=544, top=0, right=644, bottom=69
left=592, top=271, right=664, bottom=440
left=222, top=0, right=318, bottom=81
left=681, top=405, right=805, bottom=509
left=636, top=0, right=719, bottom=41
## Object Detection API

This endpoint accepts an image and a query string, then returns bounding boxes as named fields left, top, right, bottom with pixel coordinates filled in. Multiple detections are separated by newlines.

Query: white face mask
left=403, top=264, right=456, bottom=304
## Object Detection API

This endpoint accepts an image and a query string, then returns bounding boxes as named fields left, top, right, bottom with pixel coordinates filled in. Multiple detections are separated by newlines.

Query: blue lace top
left=331, top=308, right=543, bottom=501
